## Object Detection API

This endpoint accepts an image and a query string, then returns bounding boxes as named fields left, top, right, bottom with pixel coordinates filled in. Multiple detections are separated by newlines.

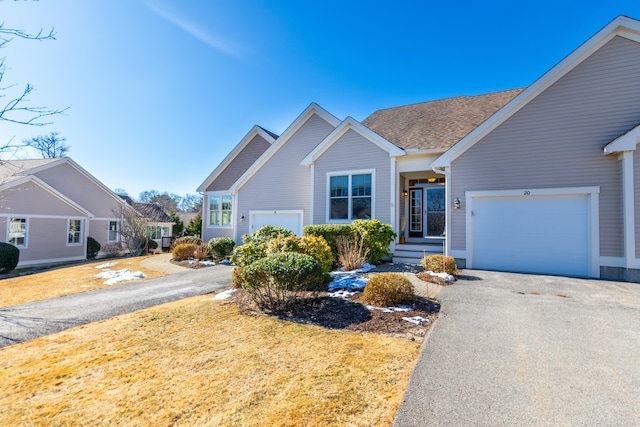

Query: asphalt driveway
left=0, top=265, right=233, bottom=348
left=394, top=270, right=640, bottom=426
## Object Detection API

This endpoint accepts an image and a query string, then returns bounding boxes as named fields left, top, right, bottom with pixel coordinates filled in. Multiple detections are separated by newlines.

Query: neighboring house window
left=8, top=218, right=27, bottom=248
left=146, top=226, right=171, bottom=239
left=108, top=221, right=118, bottom=241
left=328, top=171, right=373, bottom=221
left=209, top=195, right=232, bottom=226
left=68, top=219, right=82, bottom=245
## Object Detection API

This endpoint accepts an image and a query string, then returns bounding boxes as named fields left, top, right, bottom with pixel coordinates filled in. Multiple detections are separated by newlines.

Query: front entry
left=408, top=186, right=445, bottom=238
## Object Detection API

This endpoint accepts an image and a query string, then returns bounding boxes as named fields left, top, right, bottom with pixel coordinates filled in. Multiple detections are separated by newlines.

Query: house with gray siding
left=199, top=15, right=640, bottom=282
left=0, top=158, right=129, bottom=266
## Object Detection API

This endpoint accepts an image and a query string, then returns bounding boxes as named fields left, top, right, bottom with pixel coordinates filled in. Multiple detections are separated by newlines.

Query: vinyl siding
left=206, top=134, right=272, bottom=191
left=451, top=36, right=640, bottom=257
left=635, top=149, right=640, bottom=259
left=0, top=217, right=85, bottom=264
left=202, top=222, right=234, bottom=242
left=313, top=129, right=391, bottom=224
left=33, top=163, right=123, bottom=218
left=236, top=113, right=336, bottom=240
left=0, top=182, right=84, bottom=216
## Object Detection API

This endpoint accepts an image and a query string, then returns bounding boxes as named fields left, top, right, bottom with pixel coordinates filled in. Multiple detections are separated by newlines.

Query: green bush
left=242, top=252, right=327, bottom=312
left=305, top=220, right=396, bottom=265
left=266, top=234, right=334, bottom=273
left=361, top=273, right=414, bottom=307
left=147, top=239, right=158, bottom=250
left=208, top=237, right=235, bottom=259
left=351, top=219, right=396, bottom=264
left=230, top=225, right=294, bottom=267
left=86, top=236, right=101, bottom=259
left=304, top=223, right=353, bottom=264
left=421, top=255, right=457, bottom=275
left=0, top=242, right=19, bottom=274
left=172, top=243, right=197, bottom=261
left=231, top=267, right=244, bottom=289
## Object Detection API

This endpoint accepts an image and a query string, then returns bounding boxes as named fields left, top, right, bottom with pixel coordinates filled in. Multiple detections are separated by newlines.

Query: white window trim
left=326, top=169, right=376, bottom=223
left=206, top=191, right=233, bottom=228
left=107, top=220, right=119, bottom=242
left=67, top=218, right=83, bottom=246
left=7, top=217, right=28, bottom=249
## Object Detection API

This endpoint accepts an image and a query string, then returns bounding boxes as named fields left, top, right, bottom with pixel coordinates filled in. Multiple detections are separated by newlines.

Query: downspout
left=432, top=165, right=450, bottom=257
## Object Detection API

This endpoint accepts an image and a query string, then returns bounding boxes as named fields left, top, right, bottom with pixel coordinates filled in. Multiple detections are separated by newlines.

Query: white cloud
left=144, top=1, right=249, bottom=59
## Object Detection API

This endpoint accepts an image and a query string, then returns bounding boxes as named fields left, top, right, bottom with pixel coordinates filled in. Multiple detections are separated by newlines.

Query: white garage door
left=250, top=210, right=303, bottom=235
left=470, top=194, right=590, bottom=276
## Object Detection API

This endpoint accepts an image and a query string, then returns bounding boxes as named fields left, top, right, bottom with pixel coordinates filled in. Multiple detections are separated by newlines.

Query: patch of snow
left=213, top=288, right=237, bottom=300
left=95, top=268, right=146, bottom=285
left=335, top=263, right=376, bottom=274
left=328, top=272, right=369, bottom=291
left=200, top=260, right=216, bottom=266
left=402, top=316, right=430, bottom=325
left=427, top=271, right=456, bottom=281
left=328, top=290, right=358, bottom=299
left=220, top=259, right=231, bottom=265
left=366, top=305, right=413, bottom=312
left=95, top=262, right=118, bottom=269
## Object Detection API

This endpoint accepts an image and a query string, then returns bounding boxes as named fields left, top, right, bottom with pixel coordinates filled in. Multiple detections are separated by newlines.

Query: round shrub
left=86, top=236, right=101, bottom=259
left=172, top=236, right=202, bottom=247
left=0, top=242, right=19, bottom=274
left=208, top=237, right=235, bottom=259
left=230, top=225, right=294, bottom=267
left=172, top=243, right=197, bottom=261
left=266, top=234, right=334, bottom=273
left=147, top=239, right=158, bottom=250
left=351, top=219, right=396, bottom=264
left=242, top=252, right=326, bottom=312
left=421, top=255, right=457, bottom=275
left=362, top=272, right=415, bottom=307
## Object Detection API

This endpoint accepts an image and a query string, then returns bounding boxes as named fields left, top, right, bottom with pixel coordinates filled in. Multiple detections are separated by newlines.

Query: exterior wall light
left=402, top=189, right=408, bottom=197
left=240, top=215, right=245, bottom=222
left=453, top=198, right=461, bottom=209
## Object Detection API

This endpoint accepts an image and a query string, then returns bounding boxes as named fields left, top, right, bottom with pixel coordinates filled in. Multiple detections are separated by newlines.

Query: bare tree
left=180, top=194, right=202, bottom=213
left=112, top=205, right=149, bottom=256
left=0, top=20, right=67, bottom=154
left=23, top=131, right=69, bottom=158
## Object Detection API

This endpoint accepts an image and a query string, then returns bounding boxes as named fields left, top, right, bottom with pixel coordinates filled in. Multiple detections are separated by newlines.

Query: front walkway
left=394, top=270, right=640, bottom=426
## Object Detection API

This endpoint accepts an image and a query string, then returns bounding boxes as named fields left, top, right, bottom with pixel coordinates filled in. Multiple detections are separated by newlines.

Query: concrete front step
left=392, top=243, right=444, bottom=264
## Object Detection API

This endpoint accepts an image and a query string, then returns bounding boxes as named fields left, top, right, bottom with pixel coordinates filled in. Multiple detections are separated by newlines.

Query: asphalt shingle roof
left=362, top=88, right=524, bottom=151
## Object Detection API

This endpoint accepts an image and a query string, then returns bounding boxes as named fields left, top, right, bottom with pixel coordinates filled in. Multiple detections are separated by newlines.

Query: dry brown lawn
left=0, top=296, right=421, bottom=426
left=0, top=257, right=165, bottom=307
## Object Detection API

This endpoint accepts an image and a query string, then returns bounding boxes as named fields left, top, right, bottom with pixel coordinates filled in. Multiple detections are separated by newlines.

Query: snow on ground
left=426, top=271, right=456, bottom=281
left=366, top=305, right=412, bottom=313
left=213, top=288, right=237, bottom=300
left=95, top=268, right=146, bottom=285
left=95, top=262, right=118, bottom=269
left=328, top=264, right=376, bottom=291
left=187, top=260, right=216, bottom=266
left=402, top=316, right=430, bottom=325
left=328, top=290, right=358, bottom=299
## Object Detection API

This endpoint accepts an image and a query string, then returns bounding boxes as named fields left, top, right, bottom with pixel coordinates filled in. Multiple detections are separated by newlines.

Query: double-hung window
left=208, top=194, right=232, bottom=227
left=68, top=219, right=82, bottom=245
left=328, top=171, right=374, bottom=221
left=108, top=221, right=118, bottom=241
left=8, top=218, right=27, bottom=248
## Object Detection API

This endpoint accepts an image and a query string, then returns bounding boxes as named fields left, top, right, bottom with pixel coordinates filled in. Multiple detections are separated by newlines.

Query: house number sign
left=523, top=190, right=531, bottom=195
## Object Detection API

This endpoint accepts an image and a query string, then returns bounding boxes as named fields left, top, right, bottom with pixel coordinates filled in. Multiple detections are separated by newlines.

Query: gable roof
left=197, top=125, right=277, bottom=192
left=432, top=15, right=640, bottom=169
left=362, top=88, right=523, bottom=152
left=301, top=116, right=405, bottom=165
left=603, top=122, right=640, bottom=154
left=229, top=102, right=341, bottom=193
left=120, top=195, right=174, bottom=223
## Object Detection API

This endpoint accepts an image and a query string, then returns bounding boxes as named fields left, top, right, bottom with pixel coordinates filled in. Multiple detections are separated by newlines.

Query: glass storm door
left=425, top=187, right=445, bottom=237
left=409, top=187, right=445, bottom=238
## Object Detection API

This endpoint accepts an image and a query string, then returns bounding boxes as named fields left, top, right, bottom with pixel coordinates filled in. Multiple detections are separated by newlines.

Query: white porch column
left=620, top=151, right=636, bottom=268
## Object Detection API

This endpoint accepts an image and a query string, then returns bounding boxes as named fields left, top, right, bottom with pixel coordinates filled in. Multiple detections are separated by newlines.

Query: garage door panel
left=250, top=211, right=303, bottom=236
left=471, top=195, right=589, bottom=276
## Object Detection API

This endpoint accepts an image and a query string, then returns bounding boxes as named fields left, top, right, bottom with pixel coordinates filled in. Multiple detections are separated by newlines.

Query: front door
left=408, top=186, right=445, bottom=238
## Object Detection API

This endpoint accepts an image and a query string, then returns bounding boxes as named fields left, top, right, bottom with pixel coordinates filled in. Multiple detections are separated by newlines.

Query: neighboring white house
left=198, top=16, right=640, bottom=282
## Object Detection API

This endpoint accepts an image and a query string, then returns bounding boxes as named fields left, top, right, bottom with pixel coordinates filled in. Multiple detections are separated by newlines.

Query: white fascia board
left=433, top=15, right=640, bottom=169
left=197, top=125, right=277, bottom=192
left=230, top=102, right=341, bottom=193
left=0, top=175, right=94, bottom=217
left=603, top=123, right=640, bottom=154
left=300, top=117, right=405, bottom=166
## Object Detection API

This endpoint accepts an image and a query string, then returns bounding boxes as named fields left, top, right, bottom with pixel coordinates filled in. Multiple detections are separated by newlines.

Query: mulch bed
left=230, top=288, right=441, bottom=342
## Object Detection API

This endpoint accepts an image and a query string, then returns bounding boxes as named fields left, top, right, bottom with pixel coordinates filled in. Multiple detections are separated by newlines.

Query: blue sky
left=3, top=0, right=640, bottom=200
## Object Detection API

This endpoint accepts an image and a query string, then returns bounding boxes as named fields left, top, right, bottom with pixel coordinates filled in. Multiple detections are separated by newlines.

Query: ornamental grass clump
left=335, top=235, right=369, bottom=271
left=361, top=273, right=415, bottom=307
left=241, top=252, right=327, bottom=313
left=194, top=244, right=209, bottom=260
left=172, top=243, right=197, bottom=261
left=421, top=255, right=457, bottom=276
